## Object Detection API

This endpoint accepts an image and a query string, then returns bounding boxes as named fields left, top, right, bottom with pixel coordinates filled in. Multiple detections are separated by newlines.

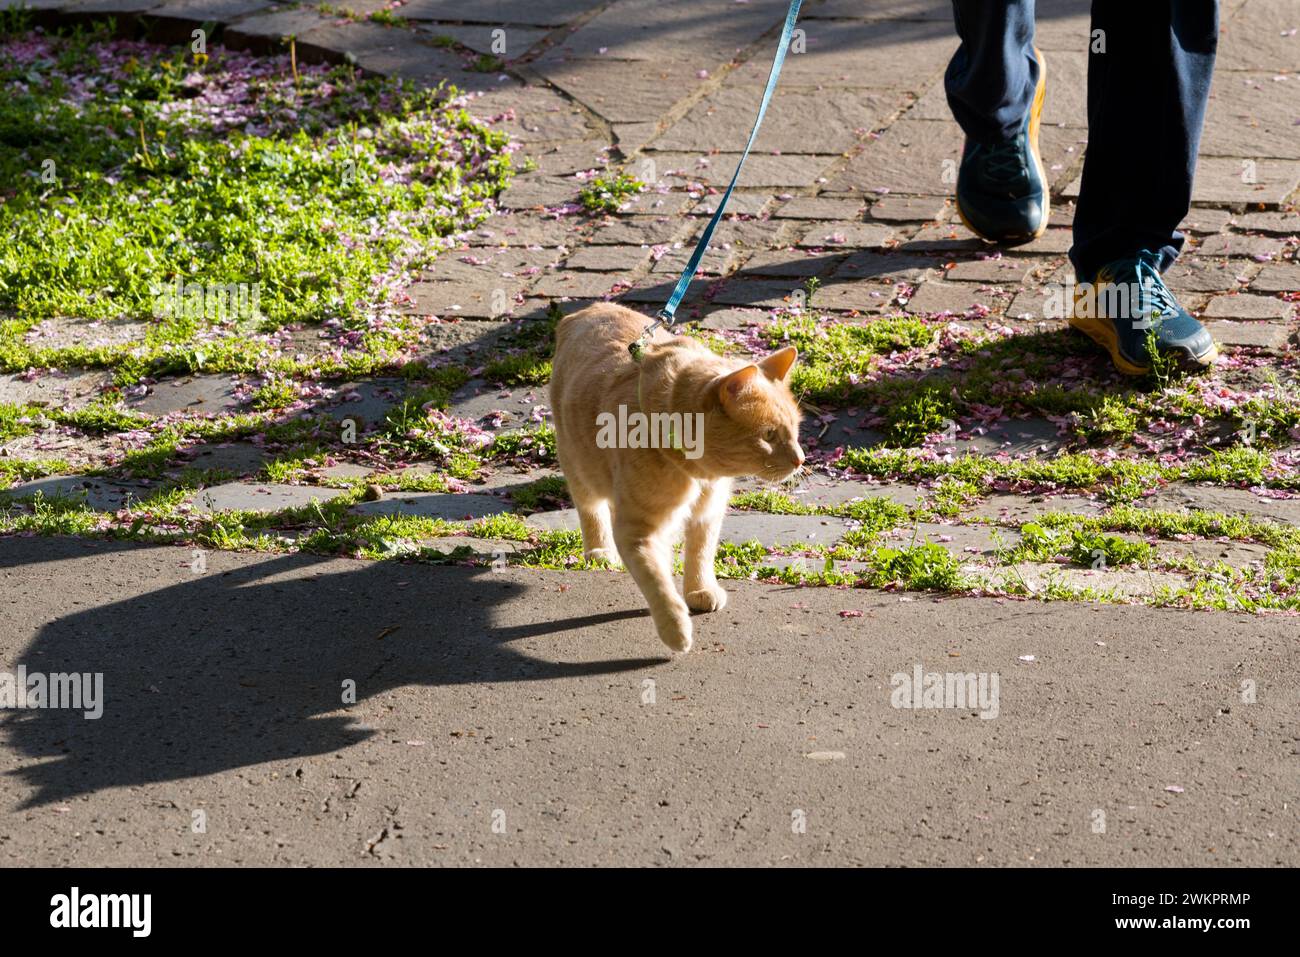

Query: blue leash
left=630, top=0, right=804, bottom=359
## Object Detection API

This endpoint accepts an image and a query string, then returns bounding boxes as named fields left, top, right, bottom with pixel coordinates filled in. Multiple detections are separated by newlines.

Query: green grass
left=578, top=172, right=644, bottom=214
left=1004, top=522, right=1152, bottom=568
left=482, top=305, right=561, bottom=385
left=0, top=26, right=512, bottom=357
left=866, top=542, right=968, bottom=591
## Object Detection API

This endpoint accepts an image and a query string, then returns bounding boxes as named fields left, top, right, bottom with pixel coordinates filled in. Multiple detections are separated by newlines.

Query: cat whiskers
left=759, top=463, right=811, bottom=485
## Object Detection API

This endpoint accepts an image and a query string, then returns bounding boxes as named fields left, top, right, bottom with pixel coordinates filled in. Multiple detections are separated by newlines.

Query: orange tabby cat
left=550, top=302, right=804, bottom=654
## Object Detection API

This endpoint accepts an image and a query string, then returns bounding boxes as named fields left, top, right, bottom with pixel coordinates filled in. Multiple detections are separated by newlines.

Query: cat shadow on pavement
left=0, top=537, right=659, bottom=809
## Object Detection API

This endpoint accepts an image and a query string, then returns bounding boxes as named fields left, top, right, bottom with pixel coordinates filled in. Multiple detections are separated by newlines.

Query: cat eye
left=763, top=429, right=779, bottom=443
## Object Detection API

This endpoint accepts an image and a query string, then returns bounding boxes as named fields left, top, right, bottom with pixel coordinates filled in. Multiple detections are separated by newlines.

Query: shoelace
left=1133, top=252, right=1179, bottom=325
left=980, top=136, right=1028, bottom=182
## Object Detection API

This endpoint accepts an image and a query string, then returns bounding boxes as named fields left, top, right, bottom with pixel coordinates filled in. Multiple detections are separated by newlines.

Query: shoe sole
left=956, top=47, right=1051, bottom=244
left=1068, top=311, right=1220, bottom=376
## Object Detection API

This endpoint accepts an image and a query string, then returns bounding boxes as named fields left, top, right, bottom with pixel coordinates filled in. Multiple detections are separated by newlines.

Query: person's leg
left=945, top=0, right=1039, bottom=144
left=1070, top=0, right=1219, bottom=280
left=946, top=0, right=1048, bottom=243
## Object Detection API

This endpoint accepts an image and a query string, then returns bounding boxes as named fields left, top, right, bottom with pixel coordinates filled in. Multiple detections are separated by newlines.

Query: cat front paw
left=685, top=585, right=728, bottom=613
left=584, top=547, right=621, bottom=567
left=656, top=613, right=693, bottom=654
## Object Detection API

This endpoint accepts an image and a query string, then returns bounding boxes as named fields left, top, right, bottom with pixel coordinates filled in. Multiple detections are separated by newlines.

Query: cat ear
left=758, top=346, right=797, bottom=382
left=717, top=364, right=760, bottom=409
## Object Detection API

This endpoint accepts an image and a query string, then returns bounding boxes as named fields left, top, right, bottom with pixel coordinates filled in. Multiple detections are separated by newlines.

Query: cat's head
left=699, top=346, right=805, bottom=481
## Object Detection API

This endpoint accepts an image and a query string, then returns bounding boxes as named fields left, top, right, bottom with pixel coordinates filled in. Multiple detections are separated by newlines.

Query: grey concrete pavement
left=1, top=536, right=1295, bottom=866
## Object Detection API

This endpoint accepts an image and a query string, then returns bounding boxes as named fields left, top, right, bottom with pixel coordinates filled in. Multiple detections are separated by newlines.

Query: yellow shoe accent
left=1068, top=312, right=1151, bottom=376
left=1024, top=46, right=1050, bottom=240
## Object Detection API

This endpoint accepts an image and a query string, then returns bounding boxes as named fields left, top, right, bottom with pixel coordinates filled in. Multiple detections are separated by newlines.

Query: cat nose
left=793, top=451, right=805, bottom=468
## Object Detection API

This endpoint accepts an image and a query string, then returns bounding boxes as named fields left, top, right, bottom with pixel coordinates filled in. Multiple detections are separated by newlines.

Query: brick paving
left=2, top=0, right=1298, bottom=606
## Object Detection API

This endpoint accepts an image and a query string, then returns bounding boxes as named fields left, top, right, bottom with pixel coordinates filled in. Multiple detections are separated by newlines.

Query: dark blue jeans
left=945, top=0, right=1219, bottom=280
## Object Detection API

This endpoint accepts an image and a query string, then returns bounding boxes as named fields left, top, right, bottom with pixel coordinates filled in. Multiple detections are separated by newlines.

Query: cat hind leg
left=570, top=484, right=618, bottom=565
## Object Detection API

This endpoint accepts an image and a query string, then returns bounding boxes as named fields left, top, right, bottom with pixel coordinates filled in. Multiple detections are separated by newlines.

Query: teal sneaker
left=955, top=48, right=1049, bottom=244
left=1069, top=250, right=1219, bottom=376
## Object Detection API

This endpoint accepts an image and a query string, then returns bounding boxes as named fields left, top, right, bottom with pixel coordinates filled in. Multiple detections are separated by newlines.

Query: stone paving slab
left=1159, top=538, right=1270, bottom=568
left=831, top=250, right=939, bottom=283
left=905, top=281, right=1007, bottom=317
left=2, top=475, right=153, bottom=511
left=1065, top=158, right=1300, bottom=207
left=1217, top=0, right=1300, bottom=71
left=0, top=370, right=112, bottom=410
left=420, top=535, right=520, bottom=557
left=688, top=193, right=775, bottom=218
left=827, top=119, right=959, bottom=196
left=793, top=221, right=896, bottom=249
left=1143, top=485, right=1300, bottom=524
left=1199, top=72, right=1300, bottom=160
left=1, top=431, right=127, bottom=472
left=125, top=375, right=242, bottom=417
left=420, top=247, right=561, bottom=284
left=801, top=410, right=886, bottom=452
left=317, top=462, right=374, bottom=480
left=797, top=280, right=901, bottom=312
left=944, top=258, right=1039, bottom=284
left=1205, top=319, right=1291, bottom=349
left=222, top=9, right=339, bottom=49
left=652, top=87, right=906, bottom=155
left=22, top=317, right=149, bottom=350
left=151, top=0, right=270, bottom=19
left=353, top=492, right=513, bottom=520
left=1250, top=262, right=1300, bottom=293
left=720, top=511, right=851, bottom=547
left=320, top=379, right=408, bottom=431
left=1163, top=260, right=1249, bottom=295
left=398, top=0, right=593, bottom=26
left=470, top=466, right=564, bottom=493
left=418, top=319, right=519, bottom=362
left=497, top=174, right=582, bottom=209
left=866, top=196, right=950, bottom=222
left=446, top=380, right=547, bottom=434
left=1202, top=294, right=1294, bottom=320
left=563, top=245, right=655, bottom=272
left=533, top=0, right=785, bottom=64
left=524, top=507, right=580, bottom=533
left=615, top=189, right=698, bottom=217
left=470, top=85, right=593, bottom=145
left=416, top=23, right=550, bottom=59
left=534, top=59, right=700, bottom=124
left=805, top=0, right=951, bottom=20
left=585, top=216, right=689, bottom=246
left=1235, top=210, right=1300, bottom=234
left=1193, top=233, right=1288, bottom=258
left=174, top=441, right=273, bottom=477
left=687, top=279, right=803, bottom=309
left=729, top=17, right=954, bottom=93
left=957, top=417, right=1065, bottom=457
left=740, top=249, right=844, bottom=279
left=191, top=482, right=348, bottom=514
left=773, top=197, right=866, bottom=220
left=646, top=152, right=837, bottom=189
